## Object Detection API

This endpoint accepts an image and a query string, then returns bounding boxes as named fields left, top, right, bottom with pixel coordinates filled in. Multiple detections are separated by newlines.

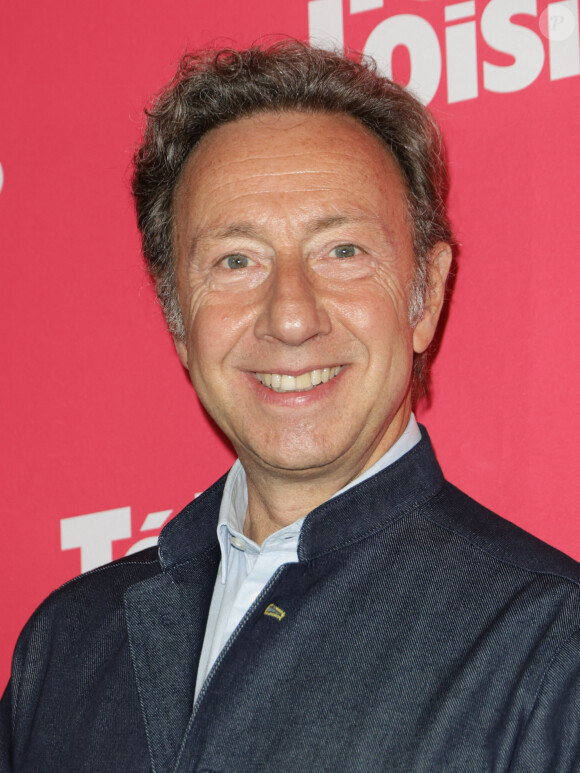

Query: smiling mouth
left=256, top=367, right=342, bottom=393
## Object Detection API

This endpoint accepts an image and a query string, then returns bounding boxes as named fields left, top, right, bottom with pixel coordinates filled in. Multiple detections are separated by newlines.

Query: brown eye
left=225, top=254, right=250, bottom=269
left=333, top=244, right=357, bottom=259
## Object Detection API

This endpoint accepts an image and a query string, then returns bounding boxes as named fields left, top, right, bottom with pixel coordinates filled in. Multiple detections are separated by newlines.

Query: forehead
left=173, top=110, right=410, bottom=238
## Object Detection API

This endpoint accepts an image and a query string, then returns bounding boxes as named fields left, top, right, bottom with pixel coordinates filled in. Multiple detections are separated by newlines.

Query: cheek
left=188, top=305, right=226, bottom=370
left=332, top=285, right=413, bottom=353
left=187, top=298, right=257, bottom=376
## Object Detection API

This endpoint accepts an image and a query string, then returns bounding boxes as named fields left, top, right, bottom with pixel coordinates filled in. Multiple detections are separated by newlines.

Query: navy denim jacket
left=1, top=429, right=579, bottom=772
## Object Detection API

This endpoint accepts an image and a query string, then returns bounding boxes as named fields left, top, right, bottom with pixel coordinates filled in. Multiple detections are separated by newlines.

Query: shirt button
left=230, top=536, right=247, bottom=551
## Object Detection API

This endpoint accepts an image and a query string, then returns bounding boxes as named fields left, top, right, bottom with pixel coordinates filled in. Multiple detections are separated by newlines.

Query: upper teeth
left=256, top=367, right=341, bottom=393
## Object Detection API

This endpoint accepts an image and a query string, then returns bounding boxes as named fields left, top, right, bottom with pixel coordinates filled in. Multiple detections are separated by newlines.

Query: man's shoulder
left=14, top=474, right=229, bottom=653
left=2, top=547, right=162, bottom=718
left=55, top=544, right=162, bottom=598
left=16, top=547, right=162, bottom=647
left=423, top=480, right=580, bottom=586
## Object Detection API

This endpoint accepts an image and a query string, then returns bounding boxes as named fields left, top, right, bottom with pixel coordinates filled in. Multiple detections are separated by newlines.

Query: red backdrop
left=1, top=0, right=579, bottom=689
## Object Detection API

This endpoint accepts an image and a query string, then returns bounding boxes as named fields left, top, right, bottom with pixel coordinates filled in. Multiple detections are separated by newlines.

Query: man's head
left=132, top=41, right=453, bottom=394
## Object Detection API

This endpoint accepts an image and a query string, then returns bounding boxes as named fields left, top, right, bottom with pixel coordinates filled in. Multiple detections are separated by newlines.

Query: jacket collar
left=299, top=425, right=444, bottom=560
left=158, top=425, right=444, bottom=570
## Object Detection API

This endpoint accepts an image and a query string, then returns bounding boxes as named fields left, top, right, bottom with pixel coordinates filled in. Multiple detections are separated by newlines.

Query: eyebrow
left=186, top=213, right=382, bottom=261
left=210, top=222, right=263, bottom=241
left=185, top=222, right=256, bottom=262
left=308, top=214, right=372, bottom=234
left=200, top=214, right=375, bottom=242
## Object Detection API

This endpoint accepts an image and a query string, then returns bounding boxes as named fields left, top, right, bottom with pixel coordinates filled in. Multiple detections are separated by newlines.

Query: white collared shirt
left=194, top=414, right=422, bottom=700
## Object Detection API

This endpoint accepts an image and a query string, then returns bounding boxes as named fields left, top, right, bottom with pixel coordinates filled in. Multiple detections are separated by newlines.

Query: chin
left=247, top=439, right=349, bottom=476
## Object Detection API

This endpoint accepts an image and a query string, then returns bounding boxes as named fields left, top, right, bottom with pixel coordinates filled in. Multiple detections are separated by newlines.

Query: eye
left=332, top=244, right=359, bottom=259
left=223, top=254, right=250, bottom=269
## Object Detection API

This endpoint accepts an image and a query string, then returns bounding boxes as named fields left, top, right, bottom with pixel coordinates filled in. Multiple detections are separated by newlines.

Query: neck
left=241, top=407, right=411, bottom=545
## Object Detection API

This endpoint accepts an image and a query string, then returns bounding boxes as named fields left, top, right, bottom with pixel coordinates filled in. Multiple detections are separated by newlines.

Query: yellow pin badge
left=264, top=604, right=286, bottom=621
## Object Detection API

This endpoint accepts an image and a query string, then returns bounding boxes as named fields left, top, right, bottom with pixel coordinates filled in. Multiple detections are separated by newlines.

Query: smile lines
left=256, top=367, right=342, bottom=393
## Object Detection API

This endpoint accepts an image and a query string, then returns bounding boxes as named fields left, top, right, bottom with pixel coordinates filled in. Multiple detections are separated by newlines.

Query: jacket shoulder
left=10, top=547, right=162, bottom=679
left=43, top=545, right=161, bottom=611
left=423, top=481, right=580, bottom=585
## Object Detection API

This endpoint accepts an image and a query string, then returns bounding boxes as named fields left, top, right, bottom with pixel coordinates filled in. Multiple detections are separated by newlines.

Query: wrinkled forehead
left=172, top=110, right=411, bottom=236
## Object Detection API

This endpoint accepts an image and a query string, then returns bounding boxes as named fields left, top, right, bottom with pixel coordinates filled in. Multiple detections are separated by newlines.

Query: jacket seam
left=419, top=494, right=580, bottom=590
left=124, top=597, right=160, bottom=773
left=529, top=624, right=580, bottom=715
left=507, top=624, right=580, bottom=768
left=49, top=557, right=161, bottom=595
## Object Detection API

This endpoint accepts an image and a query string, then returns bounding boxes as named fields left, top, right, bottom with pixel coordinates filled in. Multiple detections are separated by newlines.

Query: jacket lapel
left=123, top=476, right=226, bottom=773
left=124, top=547, right=220, bottom=773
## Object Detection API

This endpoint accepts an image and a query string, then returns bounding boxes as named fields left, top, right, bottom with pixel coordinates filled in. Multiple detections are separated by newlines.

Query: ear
left=173, top=337, right=190, bottom=369
left=412, top=242, right=453, bottom=355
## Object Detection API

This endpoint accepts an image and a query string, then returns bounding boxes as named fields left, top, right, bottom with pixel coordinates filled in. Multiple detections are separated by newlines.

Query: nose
left=254, top=257, right=331, bottom=346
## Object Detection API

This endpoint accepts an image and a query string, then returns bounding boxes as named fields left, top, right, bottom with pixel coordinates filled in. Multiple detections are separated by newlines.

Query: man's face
left=173, top=111, right=446, bottom=482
